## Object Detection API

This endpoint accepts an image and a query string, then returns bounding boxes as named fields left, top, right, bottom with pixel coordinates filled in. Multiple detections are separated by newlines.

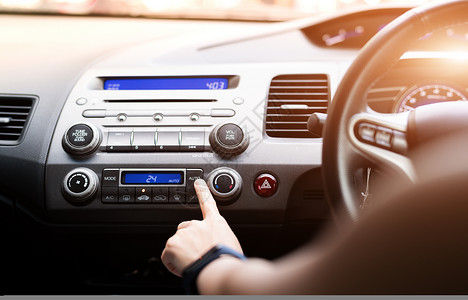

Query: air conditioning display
left=103, top=77, right=229, bottom=90
left=122, top=171, right=184, bottom=184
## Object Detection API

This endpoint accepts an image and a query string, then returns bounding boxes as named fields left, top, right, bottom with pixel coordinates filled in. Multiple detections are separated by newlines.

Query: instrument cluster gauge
left=395, top=84, right=468, bottom=113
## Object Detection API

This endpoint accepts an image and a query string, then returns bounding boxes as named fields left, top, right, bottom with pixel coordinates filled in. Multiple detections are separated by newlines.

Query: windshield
left=0, top=0, right=433, bottom=21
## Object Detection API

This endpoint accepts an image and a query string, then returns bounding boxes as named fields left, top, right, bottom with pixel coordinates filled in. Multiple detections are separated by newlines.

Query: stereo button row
left=106, top=130, right=205, bottom=152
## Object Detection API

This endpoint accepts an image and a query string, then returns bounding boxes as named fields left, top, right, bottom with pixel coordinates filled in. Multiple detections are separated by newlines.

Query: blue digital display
left=123, top=172, right=183, bottom=185
left=104, top=78, right=229, bottom=90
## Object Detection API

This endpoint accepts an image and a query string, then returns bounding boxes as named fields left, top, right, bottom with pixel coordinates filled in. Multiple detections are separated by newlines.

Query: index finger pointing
left=194, top=179, right=220, bottom=219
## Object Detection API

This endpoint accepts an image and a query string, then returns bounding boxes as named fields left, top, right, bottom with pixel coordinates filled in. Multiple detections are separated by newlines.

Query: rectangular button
left=186, top=169, right=204, bottom=190
left=119, top=187, right=135, bottom=203
left=102, top=169, right=119, bottom=187
left=169, top=188, right=186, bottom=204
left=186, top=188, right=199, bottom=205
left=358, top=123, right=376, bottom=143
left=180, top=131, right=205, bottom=152
left=375, top=127, right=393, bottom=148
left=107, top=131, right=132, bottom=152
left=82, top=109, right=106, bottom=118
left=156, top=131, right=180, bottom=151
left=102, top=187, right=118, bottom=203
left=211, top=109, right=235, bottom=117
left=135, top=187, right=152, bottom=203
left=132, top=131, right=156, bottom=151
left=152, top=187, right=169, bottom=203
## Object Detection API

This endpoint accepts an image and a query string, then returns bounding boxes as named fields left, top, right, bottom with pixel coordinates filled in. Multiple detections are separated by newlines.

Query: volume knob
left=62, top=123, right=101, bottom=156
left=209, top=123, right=249, bottom=157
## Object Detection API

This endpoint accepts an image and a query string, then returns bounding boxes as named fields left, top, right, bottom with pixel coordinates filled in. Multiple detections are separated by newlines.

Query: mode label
left=102, top=169, right=119, bottom=186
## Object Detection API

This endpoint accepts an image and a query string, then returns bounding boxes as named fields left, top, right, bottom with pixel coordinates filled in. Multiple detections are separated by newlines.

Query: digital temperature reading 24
left=122, top=171, right=183, bottom=185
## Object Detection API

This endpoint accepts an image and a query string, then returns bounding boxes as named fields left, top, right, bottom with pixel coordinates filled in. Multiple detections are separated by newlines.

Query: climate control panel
left=100, top=168, right=203, bottom=205
left=61, top=167, right=250, bottom=206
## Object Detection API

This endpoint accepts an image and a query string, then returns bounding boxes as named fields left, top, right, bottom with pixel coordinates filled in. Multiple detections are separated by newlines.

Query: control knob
left=209, top=123, right=249, bottom=157
left=206, top=167, right=242, bottom=204
left=62, top=123, right=101, bottom=156
left=62, top=167, right=99, bottom=205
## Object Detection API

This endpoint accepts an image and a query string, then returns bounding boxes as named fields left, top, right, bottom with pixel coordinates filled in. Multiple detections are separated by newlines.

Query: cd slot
left=82, top=109, right=235, bottom=118
left=104, top=99, right=217, bottom=103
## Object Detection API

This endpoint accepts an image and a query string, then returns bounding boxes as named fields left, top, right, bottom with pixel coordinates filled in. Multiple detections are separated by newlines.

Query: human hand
left=161, top=178, right=243, bottom=277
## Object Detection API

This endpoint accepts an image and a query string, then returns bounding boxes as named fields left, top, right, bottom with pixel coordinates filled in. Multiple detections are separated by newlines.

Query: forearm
left=196, top=243, right=321, bottom=295
left=197, top=256, right=277, bottom=294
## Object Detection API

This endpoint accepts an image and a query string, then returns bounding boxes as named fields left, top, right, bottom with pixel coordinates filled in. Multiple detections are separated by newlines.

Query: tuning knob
left=62, top=167, right=99, bottom=205
left=62, top=123, right=101, bottom=156
left=206, top=167, right=242, bottom=204
left=209, top=123, right=249, bottom=157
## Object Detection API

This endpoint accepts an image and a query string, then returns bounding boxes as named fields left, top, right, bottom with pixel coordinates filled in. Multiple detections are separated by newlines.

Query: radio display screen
left=104, top=77, right=229, bottom=90
left=122, top=171, right=183, bottom=185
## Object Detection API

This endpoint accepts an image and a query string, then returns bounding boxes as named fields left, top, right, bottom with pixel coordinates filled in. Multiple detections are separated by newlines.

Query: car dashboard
left=2, top=6, right=468, bottom=294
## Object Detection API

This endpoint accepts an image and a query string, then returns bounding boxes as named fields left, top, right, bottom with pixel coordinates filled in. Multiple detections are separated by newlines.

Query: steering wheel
left=322, top=0, right=468, bottom=221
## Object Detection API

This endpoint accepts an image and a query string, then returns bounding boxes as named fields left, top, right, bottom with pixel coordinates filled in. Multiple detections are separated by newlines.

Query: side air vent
left=0, top=95, right=35, bottom=144
left=265, top=74, right=329, bottom=138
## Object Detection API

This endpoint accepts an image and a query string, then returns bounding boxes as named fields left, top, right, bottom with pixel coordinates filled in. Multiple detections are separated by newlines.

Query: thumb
left=194, top=179, right=220, bottom=219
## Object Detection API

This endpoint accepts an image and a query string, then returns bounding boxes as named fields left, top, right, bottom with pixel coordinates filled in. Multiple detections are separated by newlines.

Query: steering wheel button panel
left=254, top=174, right=278, bottom=197
left=355, top=122, right=407, bottom=154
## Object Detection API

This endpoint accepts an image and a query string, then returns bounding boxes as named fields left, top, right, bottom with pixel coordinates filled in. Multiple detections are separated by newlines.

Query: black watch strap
left=182, top=244, right=246, bottom=295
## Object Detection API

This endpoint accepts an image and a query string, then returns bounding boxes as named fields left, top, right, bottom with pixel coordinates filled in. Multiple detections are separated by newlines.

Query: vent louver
left=266, top=74, right=329, bottom=138
left=0, top=95, right=35, bottom=144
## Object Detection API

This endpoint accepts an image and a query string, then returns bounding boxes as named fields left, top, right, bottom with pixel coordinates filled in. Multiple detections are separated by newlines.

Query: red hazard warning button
left=254, top=173, right=278, bottom=197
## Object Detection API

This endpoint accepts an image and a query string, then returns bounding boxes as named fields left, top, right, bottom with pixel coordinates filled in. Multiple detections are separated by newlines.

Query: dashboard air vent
left=266, top=74, right=329, bottom=138
left=0, top=95, right=35, bottom=144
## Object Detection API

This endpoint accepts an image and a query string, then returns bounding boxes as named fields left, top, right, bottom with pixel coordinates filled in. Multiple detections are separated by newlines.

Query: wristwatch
left=182, top=244, right=247, bottom=295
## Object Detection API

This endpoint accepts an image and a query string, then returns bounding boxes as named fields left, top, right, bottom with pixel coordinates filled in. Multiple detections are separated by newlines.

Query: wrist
left=197, top=255, right=245, bottom=295
left=182, top=244, right=246, bottom=295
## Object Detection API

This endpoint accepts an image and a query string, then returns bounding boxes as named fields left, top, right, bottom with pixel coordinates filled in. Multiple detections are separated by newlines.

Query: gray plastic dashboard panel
left=0, top=14, right=358, bottom=225
left=45, top=58, right=333, bottom=224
